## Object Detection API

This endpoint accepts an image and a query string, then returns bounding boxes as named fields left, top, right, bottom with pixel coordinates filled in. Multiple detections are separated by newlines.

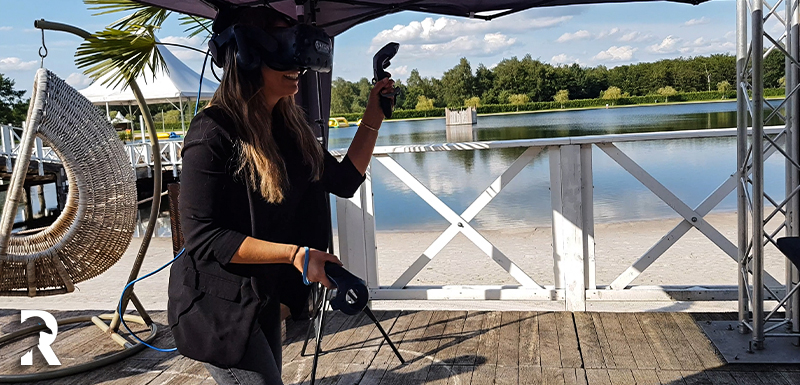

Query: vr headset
left=209, top=19, right=333, bottom=73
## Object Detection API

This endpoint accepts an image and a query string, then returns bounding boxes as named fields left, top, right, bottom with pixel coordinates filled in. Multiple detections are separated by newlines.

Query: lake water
left=329, top=101, right=785, bottom=232
left=4, top=101, right=787, bottom=235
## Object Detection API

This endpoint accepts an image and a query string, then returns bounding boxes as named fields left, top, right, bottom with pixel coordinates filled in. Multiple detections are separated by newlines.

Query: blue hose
left=195, top=50, right=210, bottom=115
left=117, top=248, right=184, bottom=352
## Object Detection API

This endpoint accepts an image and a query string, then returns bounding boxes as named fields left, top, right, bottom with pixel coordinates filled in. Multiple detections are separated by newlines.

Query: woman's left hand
left=361, top=77, right=396, bottom=130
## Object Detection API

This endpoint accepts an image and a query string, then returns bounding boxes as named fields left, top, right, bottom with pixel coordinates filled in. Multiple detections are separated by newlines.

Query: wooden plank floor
left=1, top=310, right=799, bottom=384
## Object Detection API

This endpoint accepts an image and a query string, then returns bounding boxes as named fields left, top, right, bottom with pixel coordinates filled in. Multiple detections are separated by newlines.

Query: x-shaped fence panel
left=605, top=134, right=784, bottom=290
left=375, top=147, right=544, bottom=289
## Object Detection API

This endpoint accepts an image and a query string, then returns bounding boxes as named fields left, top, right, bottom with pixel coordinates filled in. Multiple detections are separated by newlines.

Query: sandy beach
left=1, top=211, right=790, bottom=312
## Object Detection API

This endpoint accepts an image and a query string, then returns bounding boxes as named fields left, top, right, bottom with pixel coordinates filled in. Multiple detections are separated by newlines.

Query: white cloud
left=557, top=30, right=591, bottom=43
left=551, top=54, right=578, bottom=65
left=66, top=73, right=93, bottom=88
left=685, top=17, right=710, bottom=26
left=160, top=35, right=206, bottom=61
left=415, top=33, right=517, bottom=58
left=596, top=28, right=620, bottom=39
left=369, top=14, right=571, bottom=51
left=618, top=31, right=655, bottom=43
left=677, top=35, right=735, bottom=55
left=556, top=28, right=620, bottom=43
left=392, top=65, right=409, bottom=77
left=0, top=57, right=37, bottom=71
left=648, top=35, right=682, bottom=54
left=592, top=46, right=637, bottom=62
left=0, top=26, right=12, bottom=31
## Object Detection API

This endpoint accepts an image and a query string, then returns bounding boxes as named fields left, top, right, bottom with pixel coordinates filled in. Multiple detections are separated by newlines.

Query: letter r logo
left=20, top=310, right=61, bottom=366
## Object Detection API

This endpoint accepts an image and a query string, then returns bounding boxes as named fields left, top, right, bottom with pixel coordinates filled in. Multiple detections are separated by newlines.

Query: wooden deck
left=1, top=310, right=799, bottom=384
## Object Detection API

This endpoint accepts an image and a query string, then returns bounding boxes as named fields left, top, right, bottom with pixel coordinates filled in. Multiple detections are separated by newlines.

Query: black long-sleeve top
left=167, top=106, right=365, bottom=367
left=180, top=106, right=364, bottom=266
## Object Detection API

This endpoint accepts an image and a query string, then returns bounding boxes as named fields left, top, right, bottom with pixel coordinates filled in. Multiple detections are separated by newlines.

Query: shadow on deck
left=1, top=310, right=798, bottom=384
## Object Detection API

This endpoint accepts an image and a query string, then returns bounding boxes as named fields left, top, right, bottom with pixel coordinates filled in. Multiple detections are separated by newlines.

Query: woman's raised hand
left=292, top=247, right=343, bottom=289
left=361, top=77, right=396, bottom=130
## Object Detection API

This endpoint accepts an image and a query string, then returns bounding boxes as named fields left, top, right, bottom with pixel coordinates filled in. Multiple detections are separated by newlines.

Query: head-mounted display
left=209, top=23, right=333, bottom=73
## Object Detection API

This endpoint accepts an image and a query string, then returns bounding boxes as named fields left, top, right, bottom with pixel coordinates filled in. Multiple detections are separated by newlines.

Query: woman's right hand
left=292, top=247, right=342, bottom=289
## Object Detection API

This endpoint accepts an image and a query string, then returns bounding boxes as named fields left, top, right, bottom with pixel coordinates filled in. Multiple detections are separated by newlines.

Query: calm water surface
left=329, top=101, right=785, bottom=231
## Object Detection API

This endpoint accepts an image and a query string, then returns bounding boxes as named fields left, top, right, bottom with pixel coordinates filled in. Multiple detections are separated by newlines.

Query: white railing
left=333, top=126, right=790, bottom=311
left=1, top=124, right=182, bottom=177
left=126, top=141, right=183, bottom=177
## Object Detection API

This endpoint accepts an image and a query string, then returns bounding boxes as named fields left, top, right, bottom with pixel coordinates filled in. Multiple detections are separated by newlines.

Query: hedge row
left=331, top=89, right=786, bottom=120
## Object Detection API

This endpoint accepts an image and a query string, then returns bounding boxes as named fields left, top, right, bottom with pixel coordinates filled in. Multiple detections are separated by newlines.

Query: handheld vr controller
left=372, top=42, right=401, bottom=119
left=324, top=262, right=368, bottom=315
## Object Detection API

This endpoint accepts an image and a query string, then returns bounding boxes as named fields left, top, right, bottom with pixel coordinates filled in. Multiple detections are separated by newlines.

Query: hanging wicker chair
left=0, top=68, right=137, bottom=296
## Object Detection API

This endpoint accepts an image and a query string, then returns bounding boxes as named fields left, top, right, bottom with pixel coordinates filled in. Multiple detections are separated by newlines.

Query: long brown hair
left=209, top=7, right=323, bottom=203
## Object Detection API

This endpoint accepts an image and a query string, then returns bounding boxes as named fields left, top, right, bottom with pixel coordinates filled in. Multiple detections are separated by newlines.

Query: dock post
left=336, top=164, right=378, bottom=289
left=3, top=124, right=14, bottom=172
left=36, top=185, right=46, bottom=217
left=55, top=168, right=67, bottom=212
left=550, top=144, right=591, bottom=311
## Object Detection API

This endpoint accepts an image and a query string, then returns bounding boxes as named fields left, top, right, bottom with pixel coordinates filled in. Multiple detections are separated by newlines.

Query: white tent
left=79, top=39, right=219, bottom=132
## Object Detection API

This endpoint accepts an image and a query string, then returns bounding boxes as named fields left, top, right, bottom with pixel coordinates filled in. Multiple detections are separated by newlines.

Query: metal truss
left=737, top=0, right=800, bottom=350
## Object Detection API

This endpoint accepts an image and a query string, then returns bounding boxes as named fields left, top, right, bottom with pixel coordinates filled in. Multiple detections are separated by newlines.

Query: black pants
left=203, top=299, right=283, bottom=385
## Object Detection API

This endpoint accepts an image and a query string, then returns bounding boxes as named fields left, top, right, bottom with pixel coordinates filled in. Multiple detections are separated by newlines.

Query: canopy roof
left=133, top=0, right=707, bottom=36
left=79, top=40, right=219, bottom=106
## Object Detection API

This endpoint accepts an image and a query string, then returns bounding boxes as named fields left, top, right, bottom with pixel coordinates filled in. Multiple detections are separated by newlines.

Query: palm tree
left=76, top=0, right=211, bottom=89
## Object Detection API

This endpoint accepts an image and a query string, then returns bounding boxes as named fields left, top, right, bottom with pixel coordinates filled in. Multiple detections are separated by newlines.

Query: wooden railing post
left=169, top=142, right=178, bottom=177
left=35, top=137, right=44, bottom=176
left=143, top=143, right=152, bottom=178
left=3, top=125, right=14, bottom=171
left=336, top=163, right=378, bottom=289
left=550, top=144, right=593, bottom=311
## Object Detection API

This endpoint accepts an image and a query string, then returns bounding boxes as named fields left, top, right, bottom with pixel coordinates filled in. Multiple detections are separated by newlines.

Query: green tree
left=553, top=89, right=569, bottom=109
left=464, top=96, right=480, bottom=108
left=0, top=73, right=28, bottom=126
left=508, top=94, right=529, bottom=111
left=440, top=57, right=473, bottom=107
left=354, top=77, right=372, bottom=112
left=601, top=86, right=622, bottom=105
left=656, top=86, right=677, bottom=102
left=473, top=64, right=495, bottom=103
left=765, top=49, right=785, bottom=88
left=163, top=109, right=182, bottom=123
left=415, top=95, right=435, bottom=110
left=330, top=77, right=356, bottom=113
left=403, top=69, right=425, bottom=109
left=717, top=80, right=731, bottom=98
left=717, top=80, right=731, bottom=92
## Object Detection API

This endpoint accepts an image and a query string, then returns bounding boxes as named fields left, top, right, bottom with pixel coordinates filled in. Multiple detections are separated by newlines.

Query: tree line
left=330, top=51, right=787, bottom=115
left=0, top=74, right=29, bottom=127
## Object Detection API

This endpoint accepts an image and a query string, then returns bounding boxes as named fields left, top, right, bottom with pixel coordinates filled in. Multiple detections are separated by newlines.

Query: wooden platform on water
left=1, top=310, right=798, bottom=384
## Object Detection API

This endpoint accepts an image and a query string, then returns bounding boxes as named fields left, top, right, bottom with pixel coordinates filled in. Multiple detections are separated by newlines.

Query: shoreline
left=2, top=211, right=784, bottom=313
left=362, top=96, right=785, bottom=123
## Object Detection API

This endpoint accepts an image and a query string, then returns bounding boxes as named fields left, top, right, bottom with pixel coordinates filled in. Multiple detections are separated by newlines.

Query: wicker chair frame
left=0, top=68, right=137, bottom=297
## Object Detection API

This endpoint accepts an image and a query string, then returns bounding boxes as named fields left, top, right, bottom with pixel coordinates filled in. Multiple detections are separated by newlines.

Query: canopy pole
left=105, top=102, right=109, bottom=121
left=179, top=97, right=185, bottom=135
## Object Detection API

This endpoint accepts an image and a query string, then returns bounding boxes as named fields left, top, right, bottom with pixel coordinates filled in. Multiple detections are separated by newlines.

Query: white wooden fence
left=1, top=124, right=183, bottom=177
left=333, top=126, right=789, bottom=311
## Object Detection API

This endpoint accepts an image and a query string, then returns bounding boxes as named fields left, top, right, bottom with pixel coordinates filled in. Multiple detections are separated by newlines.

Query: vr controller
left=372, top=42, right=401, bottom=119
left=323, top=262, right=368, bottom=316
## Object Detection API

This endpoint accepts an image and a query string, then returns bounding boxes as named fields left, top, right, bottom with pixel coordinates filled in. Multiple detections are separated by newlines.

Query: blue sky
left=0, top=0, right=745, bottom=96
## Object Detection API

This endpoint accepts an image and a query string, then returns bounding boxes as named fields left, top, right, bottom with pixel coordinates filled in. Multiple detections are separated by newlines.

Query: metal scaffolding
left=737, top=0, right=800, bottom=352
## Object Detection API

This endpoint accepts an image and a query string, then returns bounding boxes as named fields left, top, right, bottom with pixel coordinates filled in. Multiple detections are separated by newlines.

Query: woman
left=167, top=6, right=394, bottom=384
